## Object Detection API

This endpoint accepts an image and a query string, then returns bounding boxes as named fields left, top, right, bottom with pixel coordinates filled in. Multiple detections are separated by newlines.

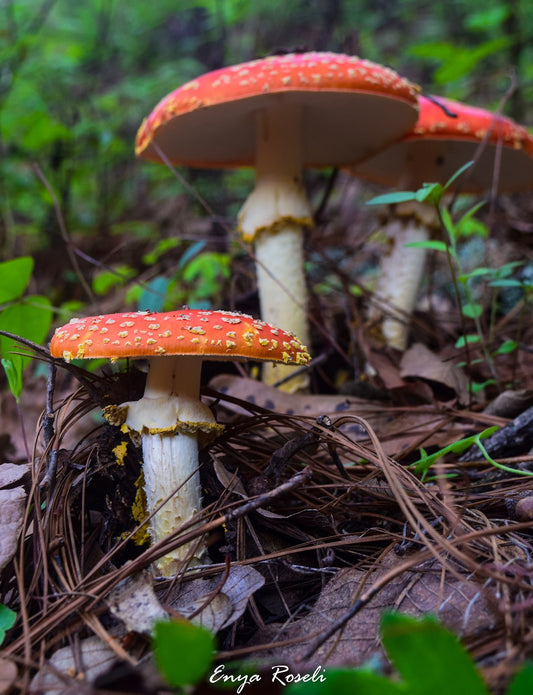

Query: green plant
left=0, top=256, right=53, bottom=402
left=164, top=244, right=231, bottom=310
left=410, top=425, right=533, bottom=479
left=153, top=619, right=215, bottom=688
left=367, top=162, right=528, bottom=392
left=0, top=604, right=16, bottom=646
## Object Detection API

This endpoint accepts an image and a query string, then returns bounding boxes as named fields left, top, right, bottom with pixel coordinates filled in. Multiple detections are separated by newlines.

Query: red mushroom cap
left=135, top=51, right=419, bottom=169
left=50, top=309, right=310, bottom=366
left=351, top=95, right=533, bottom=192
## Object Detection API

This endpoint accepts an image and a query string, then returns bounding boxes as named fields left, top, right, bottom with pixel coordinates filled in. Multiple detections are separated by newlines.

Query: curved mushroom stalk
left=239, top=103, right=312, bottom=392
left=368, top=202, right=434, bottom=351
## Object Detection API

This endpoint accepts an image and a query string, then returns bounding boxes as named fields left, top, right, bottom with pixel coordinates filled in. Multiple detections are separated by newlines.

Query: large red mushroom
left=135, top=52, right=419, bottom=390
left=50, top=308, right=310, bottom=576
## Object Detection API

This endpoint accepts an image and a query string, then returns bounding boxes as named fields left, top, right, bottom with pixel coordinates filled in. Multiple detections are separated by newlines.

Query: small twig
left=43, top=362, right=56, bottom=447
left=41, top=363, right=58, bottom=492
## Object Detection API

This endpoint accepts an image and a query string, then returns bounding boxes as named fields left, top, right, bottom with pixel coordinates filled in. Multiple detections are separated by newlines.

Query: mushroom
left=50, top=308, right=310, bottom=576
left=135, top=52, right=419, bottom=391
left=349, top=95, right=533, bottom=351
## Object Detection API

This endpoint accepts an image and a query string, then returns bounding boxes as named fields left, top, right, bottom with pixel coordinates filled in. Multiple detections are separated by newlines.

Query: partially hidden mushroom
left=135, top=52, right=419, bottom=391
left=350, top=95, right=533, bottom=351
left=50, top=308, right=310, bottom=576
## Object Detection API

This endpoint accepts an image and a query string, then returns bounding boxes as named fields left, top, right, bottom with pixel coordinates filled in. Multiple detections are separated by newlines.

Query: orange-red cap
left=351, top=95, right=533, bottom=192
left=135, top=52, right=419, bottom=169
left=50, top=309, right=310, bottom=366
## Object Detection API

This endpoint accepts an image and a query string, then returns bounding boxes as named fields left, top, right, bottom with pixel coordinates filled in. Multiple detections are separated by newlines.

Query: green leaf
left=411, top=426, right=498, bottom=475
left=466, top=7, right=510, bottom=31
left=414, top=182, right=442, bottom=205
left=410, top=38, right=511, bottom=85
left=366, top=191, right=417, bottom=206
left=153, top=620, right=215, bottom=687
left=455, top=203, right=488, bottom=238
left=381, top=613, right=489, bottom=695
left=142, top=237, right=181, bottom=265
left=470, top=379, right=497, bottom=393
left=1, top=359, right=23, bottom=402
left=458, top=267, right=493, bottom=283
left=461, top=303, right=483, bottom=319
left=92, top=265, right=135, bottom=296
left=404, top=240, right=448, bottom=253
left=494, top=340, right=518, bottom=356
left=440, top=206, right=456, bottom=240
left=138, top=276, right=169, bottom=312
left=0, top=297, right=53, bottom=401
left=178, top=240, right=207, bottom=269
left=286, top=668, right=404, bottom=695
left=489, top=279, right=523, bottom=289
left=0, top=257, right=34, bottom=305
left=0, top=605, right=16, bottom=646
left=506, top=663, right=533, bottom=695
left=442, top=161, right=475, bottom=192
left=455, top=334, right=481, bottom=348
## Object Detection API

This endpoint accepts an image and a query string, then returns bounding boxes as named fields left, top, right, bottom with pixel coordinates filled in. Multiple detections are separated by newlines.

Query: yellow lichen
left=130, top=473, right=150, bottom=546
left=112, top=441, right=128, bottom=466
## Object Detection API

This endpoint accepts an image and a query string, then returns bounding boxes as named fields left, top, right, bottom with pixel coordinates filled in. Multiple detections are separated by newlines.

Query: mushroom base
left=141, top=430, right=207, bottom=576
left=368, top=214, right=430, bottom=351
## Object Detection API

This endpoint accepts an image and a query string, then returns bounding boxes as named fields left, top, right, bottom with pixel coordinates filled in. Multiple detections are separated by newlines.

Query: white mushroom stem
left=238, top=102, right=312, bottom=392
left=369, top=207, right=430, bottom=351
left=123, top=356, right=216, bottom=576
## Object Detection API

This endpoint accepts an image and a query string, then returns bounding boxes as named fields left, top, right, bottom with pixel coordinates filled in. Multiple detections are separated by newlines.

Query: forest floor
left=1, top=172, right=533, bottom=694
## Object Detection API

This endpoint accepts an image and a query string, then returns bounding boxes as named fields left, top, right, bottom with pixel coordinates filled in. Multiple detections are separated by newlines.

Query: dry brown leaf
left=167, top=565, right=265, bottom=630
left=176, top=592, right=233, bottom=633
left=0, top=658, right=17, bottom=695
left=0, top=463, right=30, bottom=577
left=400, top=343, right=468, bottom=402
left=107, top=571, right=168, bottom=635
left=0, top=462, right=30, bottom=486
left=249, top=550, right=497, bottom=669
left=208, top=374, right=388, bottom=427
left=29, top=636, right=117, bottom=694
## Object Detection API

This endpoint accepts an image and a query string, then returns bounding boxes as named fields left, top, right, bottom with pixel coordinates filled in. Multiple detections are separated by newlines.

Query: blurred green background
left=1, top=0, right=531, bottom=314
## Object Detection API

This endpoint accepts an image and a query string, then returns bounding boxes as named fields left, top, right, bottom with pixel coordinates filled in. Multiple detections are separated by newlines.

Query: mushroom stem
left=369, top=210, right=430, bottom=351
left=124, top=356, right=215, bottom=576
left=239, top=102, right=312, bottom=392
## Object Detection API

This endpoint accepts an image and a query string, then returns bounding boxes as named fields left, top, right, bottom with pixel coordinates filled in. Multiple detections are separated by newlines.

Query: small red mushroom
left=50, top=308, right=310, bottom=576
left=135, top=52, right=419, bottom=390
left=350, top=95, right=533, bottom=350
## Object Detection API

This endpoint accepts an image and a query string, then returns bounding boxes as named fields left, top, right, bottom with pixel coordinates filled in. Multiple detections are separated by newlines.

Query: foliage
left=0, top=256, right=53, bottom=401
left=2, top=0, right=531, bottom=260
left=153, top=619, right=215, bottom=688
left=367, top=162, right=531, bottom=392
left=0, top=605, right=16, bottom=646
